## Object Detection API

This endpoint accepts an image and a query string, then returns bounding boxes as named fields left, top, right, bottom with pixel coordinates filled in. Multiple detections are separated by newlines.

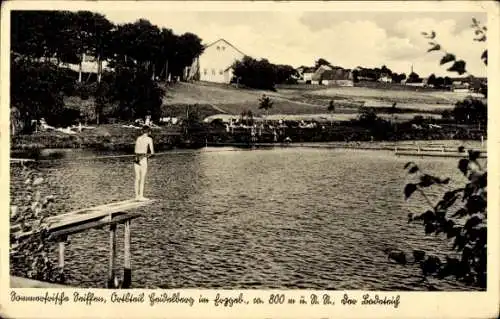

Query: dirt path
left=206, top=103, right=229, bottom=114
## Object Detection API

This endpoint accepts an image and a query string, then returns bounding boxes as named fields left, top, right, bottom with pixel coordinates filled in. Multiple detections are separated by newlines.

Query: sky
left=97, top=9, right=488, bottom=77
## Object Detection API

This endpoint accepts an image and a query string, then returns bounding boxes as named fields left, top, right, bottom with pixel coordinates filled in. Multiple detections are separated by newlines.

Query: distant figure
left=134, top=126, right=154, bottom=201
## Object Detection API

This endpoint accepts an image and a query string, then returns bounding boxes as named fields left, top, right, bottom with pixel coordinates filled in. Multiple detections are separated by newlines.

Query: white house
left=378, top=74, right=392, bottom=83
left=405, top=82, right=426, bottom=87
left=59, top=53, right=110, bottom=74
left=296, top=66, right=316, bottom=84
left=186, top=39, right=245, bottom=83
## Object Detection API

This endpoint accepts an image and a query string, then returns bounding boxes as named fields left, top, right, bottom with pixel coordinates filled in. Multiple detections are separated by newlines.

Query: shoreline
left=11, top=140, right=486, bottom=162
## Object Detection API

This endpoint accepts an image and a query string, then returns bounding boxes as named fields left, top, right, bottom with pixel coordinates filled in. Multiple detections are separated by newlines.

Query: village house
left=378, top=73, right=392, bottom=83
left=452, top=80, right=471, bottom=93
left=185, top=39, right=245, bottom=83
left=404, top=81, right=426, bottom=87
left=296, top=66, right=317, bottom=84
left=310, top=65, right=333, bottom=84
left=57, top=53, right=110, bottom=74
left=311, top=66, right=354, bottom=86
left=445, top=76, right=484, bottom=93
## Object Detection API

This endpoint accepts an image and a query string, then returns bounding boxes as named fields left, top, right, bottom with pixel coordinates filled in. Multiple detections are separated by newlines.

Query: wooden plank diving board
left=11, top=199, right=154, bottom=240
left=49, top=212, right=142, bottom=240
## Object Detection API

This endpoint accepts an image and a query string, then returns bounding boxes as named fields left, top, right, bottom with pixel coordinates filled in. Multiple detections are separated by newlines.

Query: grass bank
left=11, top=124, right=183, bottom=153
left=11, top=121, right=485, bottom=153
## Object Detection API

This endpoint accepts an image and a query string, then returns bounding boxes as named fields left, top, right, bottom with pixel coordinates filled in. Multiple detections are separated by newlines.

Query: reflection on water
left=11, top=147, right=480, bottom=290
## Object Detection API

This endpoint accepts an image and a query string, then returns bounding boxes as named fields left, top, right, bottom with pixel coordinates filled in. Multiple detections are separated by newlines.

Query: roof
left=298, top=66, right=316, bottom=73
left=204, top=38, right=246, bottom=56
left=311, top=67, right=330, bottom=80
left=316, top=69, right=353, bottom=81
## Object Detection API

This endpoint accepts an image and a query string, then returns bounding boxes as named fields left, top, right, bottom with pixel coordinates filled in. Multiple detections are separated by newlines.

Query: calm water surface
left=11, top=147, right=479, bottom=290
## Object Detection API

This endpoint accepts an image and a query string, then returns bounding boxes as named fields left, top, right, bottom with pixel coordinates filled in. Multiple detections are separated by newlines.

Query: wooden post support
left=108, top=224, right=117, bottom=288
left=58, top=241, right=65, bottom=269
left=122, top=220, right=132, bottom=288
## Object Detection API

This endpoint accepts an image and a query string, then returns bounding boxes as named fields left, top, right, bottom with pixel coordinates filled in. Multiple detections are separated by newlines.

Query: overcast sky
left=97, top=10, right=487, bottom=77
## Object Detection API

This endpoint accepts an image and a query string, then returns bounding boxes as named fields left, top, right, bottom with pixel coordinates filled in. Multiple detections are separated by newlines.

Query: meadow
left=162, top=82, right=460, bottom=119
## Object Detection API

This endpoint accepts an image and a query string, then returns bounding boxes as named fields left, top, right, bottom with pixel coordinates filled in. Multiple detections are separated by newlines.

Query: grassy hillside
left=64, top=81, right=471, bottom=122
left=309, top=86, right=468, bottom=104
left=162, top=82, right=460, bottom=120
left=162, top=82, right=325, bottom=116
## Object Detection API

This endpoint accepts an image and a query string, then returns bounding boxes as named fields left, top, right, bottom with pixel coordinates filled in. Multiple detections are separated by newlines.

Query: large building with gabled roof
left=185, top=38, right=245, bottom=83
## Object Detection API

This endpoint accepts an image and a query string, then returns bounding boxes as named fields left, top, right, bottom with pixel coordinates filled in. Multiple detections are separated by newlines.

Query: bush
left=10, top=163, right=65, bottom=283
left=109, top=64, right=164, bottom=121
left=11, top=60, right=75, bottom=127
left=232, top=56, right=277, bottom=90
left=46, top=108, right=81, bottom=127
left=74, top=82, right=97, bottom=101
left=452, top=98, right=487, bottom=125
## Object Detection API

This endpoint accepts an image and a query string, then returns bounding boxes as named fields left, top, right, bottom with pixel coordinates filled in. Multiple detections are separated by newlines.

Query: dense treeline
left=10, top=10, right=204, bottom=131
left=352, top=65, right=409, bottom=83
left=232, top=56, right=298, bottom=90
left=11, top=10, right=203, bottom=82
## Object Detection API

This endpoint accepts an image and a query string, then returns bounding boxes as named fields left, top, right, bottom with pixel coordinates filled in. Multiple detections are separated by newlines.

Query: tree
left=108, top=63, right=164, bottom=121
left=391, top=73, right=406, bottom=83
left=327, top=100, right=335, bottom=125
left=232, top=56, right=277, bottom=90
left=356, top=67, right=379, bottom=81
left=110, top=19, right=163, bottom=76
left=452, top=97, right=487, bottom=125
left=407, top=72, right=421, bottom=83
left=177, top=33, right=204, bottom=78
left=10, top=60, right=75, bottom=127
left=358, top=107, right=378, bottom=125
left=240, top=110, right=254, bottom=126
left=259, top=94, right=274, bottom=121
left=78, top=11, right=114, bottom=83
left=380, top=65, right=393, bottom=76
left=314, top=58, right=332, bottom=69
left=444, top=76, right=453, bottom=87
left=182, top=104, right=204, bottom=140
left=434, top=76, right=445, bottom=89
left=156, top=27, right=177, bottom=81
left=327, top=100, right=335, bottom=113
left=274, top=64, right=299, bottom=84
left=352, top=69, right=360, bottom=82
left=94, top=79, right=112, bottom=124
left=11, top=11, right=48, bottom=59
left=389, top=102, right=398, bottom=123
left=427, top=73, right=437, bottom=87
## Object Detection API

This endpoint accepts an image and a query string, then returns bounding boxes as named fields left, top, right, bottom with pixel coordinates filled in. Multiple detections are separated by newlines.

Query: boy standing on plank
left=134, top=125, right=154, bottom=201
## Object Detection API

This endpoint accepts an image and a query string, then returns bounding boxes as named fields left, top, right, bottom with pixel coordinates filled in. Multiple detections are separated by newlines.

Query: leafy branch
left=10, top=162, right=66, bottom=283
left=422, top=17, right=487, bottom=75
left=399, top=148, right=487, bottom=288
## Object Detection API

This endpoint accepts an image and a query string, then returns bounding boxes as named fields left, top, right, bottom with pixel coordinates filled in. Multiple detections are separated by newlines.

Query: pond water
left=10, top=147, right=480, bottom=290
